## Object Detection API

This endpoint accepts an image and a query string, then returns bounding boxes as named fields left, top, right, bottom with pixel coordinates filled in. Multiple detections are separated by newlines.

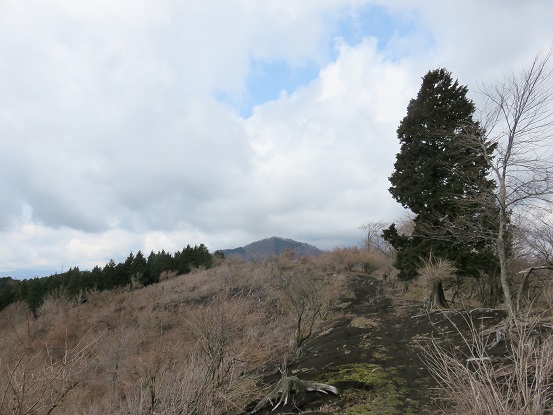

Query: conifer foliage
left=0, top=244, right=214, bottom=313
left=384, top=69, right=498, bottom=286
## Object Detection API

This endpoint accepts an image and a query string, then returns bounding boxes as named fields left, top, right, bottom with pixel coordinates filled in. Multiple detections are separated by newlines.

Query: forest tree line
left=0, top=244, right=218, bottom=313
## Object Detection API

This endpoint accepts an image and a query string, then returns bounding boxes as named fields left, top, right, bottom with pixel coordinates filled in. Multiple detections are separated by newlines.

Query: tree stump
left=250, top=376, right=338, bottom=413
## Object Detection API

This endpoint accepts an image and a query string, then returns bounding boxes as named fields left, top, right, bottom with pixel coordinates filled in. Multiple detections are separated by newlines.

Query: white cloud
left=238, top=39, right=414, bottom=242
left=1, top=0, right=553, bottom=276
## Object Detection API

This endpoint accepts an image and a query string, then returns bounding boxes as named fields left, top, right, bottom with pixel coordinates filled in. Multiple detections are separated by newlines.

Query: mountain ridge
left=220, top=236, right=324, bottom=260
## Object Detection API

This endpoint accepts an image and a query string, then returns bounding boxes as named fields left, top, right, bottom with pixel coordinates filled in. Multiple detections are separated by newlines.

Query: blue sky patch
left=236, top=59, right=319, bottom=117
left=334, top=5, right=399, bottom=51
left=229, top=4, right=430, bottom=118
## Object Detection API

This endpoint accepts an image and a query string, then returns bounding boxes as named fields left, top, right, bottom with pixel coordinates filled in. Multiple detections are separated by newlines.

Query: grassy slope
left=1, top=247, right=536, bottom=415
left=0, top=249, right=364, bottom=414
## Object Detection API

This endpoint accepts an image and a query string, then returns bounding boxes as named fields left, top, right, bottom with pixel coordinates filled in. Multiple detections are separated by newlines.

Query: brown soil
left=243, top=274, right=506, bottom=414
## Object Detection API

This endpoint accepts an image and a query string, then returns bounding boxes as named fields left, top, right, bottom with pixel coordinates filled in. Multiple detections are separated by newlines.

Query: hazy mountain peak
left=220, top=236, right=324, bottom=260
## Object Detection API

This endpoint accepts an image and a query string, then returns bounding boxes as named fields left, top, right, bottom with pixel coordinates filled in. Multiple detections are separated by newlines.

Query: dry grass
left=313, top=247, right=389, bottom=274
left=0, top=254, right=351, bottom=414
left=417, top=256, right=458, bottom=290
left=421, top=312, right=553, bottom=414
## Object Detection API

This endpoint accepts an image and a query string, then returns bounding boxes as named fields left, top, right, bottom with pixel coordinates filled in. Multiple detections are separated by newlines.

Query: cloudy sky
left=1, top=0, right=552, bottom=278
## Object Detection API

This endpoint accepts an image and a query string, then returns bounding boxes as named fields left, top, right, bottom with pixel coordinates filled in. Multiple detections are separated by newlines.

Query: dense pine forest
left=0, top=244, right=216, bottom=314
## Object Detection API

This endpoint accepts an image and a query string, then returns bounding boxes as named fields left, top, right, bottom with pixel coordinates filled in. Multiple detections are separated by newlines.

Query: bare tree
left=516, top=216, right=553, bottom=310
left=523, top=213, right=553, bottom=265
left=0, top=330, right=102, bottom=415
left=477, top=49, right=553, bottom=318
left=359, top=221, right=391, bottom=254
left=280, top=272, right=333, bottom=358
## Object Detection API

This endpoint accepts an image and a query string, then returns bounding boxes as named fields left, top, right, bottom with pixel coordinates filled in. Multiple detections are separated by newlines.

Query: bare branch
left=473, top=49, right=553, bottom=318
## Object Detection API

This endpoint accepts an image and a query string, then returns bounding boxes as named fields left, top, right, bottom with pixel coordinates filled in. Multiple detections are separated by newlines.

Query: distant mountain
left=220, top=236, right=324, bottom=260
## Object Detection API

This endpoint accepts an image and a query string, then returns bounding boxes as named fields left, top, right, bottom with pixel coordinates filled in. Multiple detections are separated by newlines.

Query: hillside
left=0, top=247, right=550, bottom=414
left=220, top=236, right=324, bottom=260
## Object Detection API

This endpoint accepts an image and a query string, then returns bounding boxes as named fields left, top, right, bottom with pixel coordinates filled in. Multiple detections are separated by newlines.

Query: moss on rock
left=312, top=363, right=417, bottom=415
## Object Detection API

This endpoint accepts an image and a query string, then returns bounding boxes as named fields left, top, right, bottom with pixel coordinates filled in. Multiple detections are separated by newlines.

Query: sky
left=1, top=0, right=552, bottom=278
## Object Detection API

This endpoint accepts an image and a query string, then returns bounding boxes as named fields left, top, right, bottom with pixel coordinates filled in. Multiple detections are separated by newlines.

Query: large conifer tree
left=384, top=69, right=498, bottom=303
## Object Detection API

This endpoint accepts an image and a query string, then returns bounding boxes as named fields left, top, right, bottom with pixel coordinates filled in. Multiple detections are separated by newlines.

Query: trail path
left=247, top=274, right=505, bottom=414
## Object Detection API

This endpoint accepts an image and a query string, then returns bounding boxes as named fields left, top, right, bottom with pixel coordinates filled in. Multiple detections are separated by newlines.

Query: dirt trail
left=246, top=274, right=505, bottom=414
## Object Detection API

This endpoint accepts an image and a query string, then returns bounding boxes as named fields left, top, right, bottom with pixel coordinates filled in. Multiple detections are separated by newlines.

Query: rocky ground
left=243, top=274, right=506, bottom=415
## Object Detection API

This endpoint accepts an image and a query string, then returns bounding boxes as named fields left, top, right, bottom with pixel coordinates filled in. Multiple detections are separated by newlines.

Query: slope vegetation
left=2, top=247, right=543, bottom=414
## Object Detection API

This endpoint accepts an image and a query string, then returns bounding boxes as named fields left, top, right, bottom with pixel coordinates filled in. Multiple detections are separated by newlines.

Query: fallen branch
left=250, top=376, right=338, bottom=413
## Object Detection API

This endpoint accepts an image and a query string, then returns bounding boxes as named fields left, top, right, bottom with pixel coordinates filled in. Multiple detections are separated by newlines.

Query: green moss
left=312, top=363, right=418, bottom=415
left=373, top=346, right=392, bottom=362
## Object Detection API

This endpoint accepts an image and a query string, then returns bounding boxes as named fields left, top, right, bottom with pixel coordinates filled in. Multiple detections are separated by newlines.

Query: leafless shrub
left=421, top=313, right=553, bottom=414
left=278, top=271, right=340, bottom=357
left=264, top=251, right=297, bottom=276
left=0, top=253, right=352, bottom=414
left=97, top=323, right=142, bottom=404
left=317, top=247, right=383, bottom=273
left=0, top=330, right=103, bottom=415
left=123, top=352, right=258, bottom=415
left=159, top=270, right=178, bottom=282
left=0, top=301, right=39, bottom=349
left=186, top=296, right=248, bottom=385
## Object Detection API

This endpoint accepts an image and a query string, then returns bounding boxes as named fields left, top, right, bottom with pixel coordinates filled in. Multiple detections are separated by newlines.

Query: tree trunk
left=498, top=207, right=516, bottom=319
left=486, top=269, right=501, bottom=308
left=516, top=268, right=531, bottom=312
left=428, top=281, right=448, bottom=309
left=516, top=264, right=553, bottom=311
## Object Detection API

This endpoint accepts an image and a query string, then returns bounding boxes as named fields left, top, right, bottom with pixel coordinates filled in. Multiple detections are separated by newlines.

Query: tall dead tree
left=476, top=49, right=553, bottom=318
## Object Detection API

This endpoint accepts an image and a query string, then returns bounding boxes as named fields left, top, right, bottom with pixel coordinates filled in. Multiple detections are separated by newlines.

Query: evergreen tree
left=131, top=250, right=149, bottom=285
left=66, top=266, right=82, bottom=295
left=123, top=251, right=135, bottom=273
left=113, top=262, right=129, bottom=287
left=174, top=245, right=193, bottom=274
left=174, top=244, right=213, bottom=274
left=100, top=259, right=118, bottom=290
left=122, top=251, right=148, bottom=284
left=191, top=244, right=213, bottom=269
left=0, top=277, right=16, bottom=312
left=25, top=277, right=47, bottom=315
left=89, top=265, right=104, bottom=289
left=384, top=69, right=498, bottom=300
left=147, top=250, right=174, bottom=283
left=0, top=242, right=213, bottom=312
